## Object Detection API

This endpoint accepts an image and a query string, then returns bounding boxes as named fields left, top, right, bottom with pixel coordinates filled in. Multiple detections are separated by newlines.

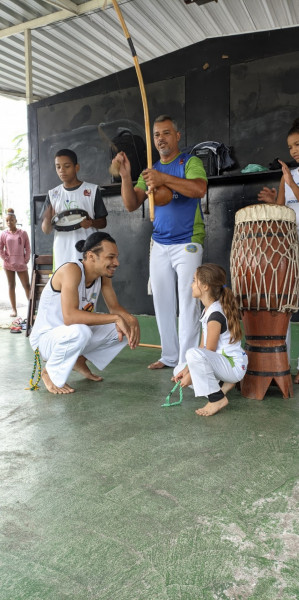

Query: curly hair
left=287, top=118, right=299, bottom=137
left=196, top=263, right=242, bottom=343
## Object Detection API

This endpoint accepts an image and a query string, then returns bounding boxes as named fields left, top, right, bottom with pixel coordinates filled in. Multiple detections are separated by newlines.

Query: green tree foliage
left=6, top=133, right=28, bottom=172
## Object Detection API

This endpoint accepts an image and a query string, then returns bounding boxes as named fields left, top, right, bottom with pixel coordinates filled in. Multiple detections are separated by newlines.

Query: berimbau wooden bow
left=111, top=0, right=155, bottom=222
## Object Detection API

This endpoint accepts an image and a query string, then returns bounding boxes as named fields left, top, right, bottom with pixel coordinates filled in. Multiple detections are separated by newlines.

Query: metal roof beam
left=42, top=0, right=79, bottom=16
left=0, top=0, right=112, bottom=39
left=24, top=29, right=33, bottom=104
left=0, top=88, right=42, bottom=100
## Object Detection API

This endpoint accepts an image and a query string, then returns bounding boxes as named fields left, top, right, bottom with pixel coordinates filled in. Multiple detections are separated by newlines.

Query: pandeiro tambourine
left=51, top=209, right=89, bottom=231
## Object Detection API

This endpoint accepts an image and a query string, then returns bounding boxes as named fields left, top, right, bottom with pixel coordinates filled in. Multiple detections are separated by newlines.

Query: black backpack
left=189, top=141, right=235, bottom=176
left=110, top=128, right=147, bottom=182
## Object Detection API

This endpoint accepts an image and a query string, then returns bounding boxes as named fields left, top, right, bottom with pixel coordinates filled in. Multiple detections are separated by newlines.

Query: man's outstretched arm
left=111, top=151, right=146, bottom=212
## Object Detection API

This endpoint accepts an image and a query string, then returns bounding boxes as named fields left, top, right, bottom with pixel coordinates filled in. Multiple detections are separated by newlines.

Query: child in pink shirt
left=0, top=209, right=31, bottom=317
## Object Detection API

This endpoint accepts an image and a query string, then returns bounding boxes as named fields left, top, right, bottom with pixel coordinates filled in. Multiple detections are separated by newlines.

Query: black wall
left=28, top=27, right=299, bottom=316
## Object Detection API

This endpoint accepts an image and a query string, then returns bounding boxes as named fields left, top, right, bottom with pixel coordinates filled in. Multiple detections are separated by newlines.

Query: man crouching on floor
left=29, top=232, right=140, bottom=394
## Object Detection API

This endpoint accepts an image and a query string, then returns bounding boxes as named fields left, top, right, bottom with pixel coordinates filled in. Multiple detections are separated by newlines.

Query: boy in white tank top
left=41, top=149, right=108, bottom=269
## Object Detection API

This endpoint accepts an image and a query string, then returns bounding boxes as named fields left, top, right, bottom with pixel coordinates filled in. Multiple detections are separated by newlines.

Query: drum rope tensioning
left=230, top=204, right=299, bottom=313
left=230, top=204, right=299, bottom=400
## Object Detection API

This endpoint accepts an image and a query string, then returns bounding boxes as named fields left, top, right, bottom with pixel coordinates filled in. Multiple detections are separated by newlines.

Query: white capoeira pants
left=150, top=241, right=203, bottom=367
left=37, top=323, right=127, bottom=388
left=286, top=323, right=299, bottom=370
left=174, top=347, right=247, bottom=399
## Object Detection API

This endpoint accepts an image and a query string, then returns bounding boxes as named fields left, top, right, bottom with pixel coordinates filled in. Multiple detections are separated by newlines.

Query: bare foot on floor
left=10, top=310, right=17, bottom=317
left=221, top=382, right=235, bottom=395
left=41, top=368, right=75, bottom=394
left=294, top=371, right=299, bottom=384
left=148, top=360, right=167, bottom=370
left=195, top=396, right=229, bottom=417
left=73, top=356, right=103, bottom=381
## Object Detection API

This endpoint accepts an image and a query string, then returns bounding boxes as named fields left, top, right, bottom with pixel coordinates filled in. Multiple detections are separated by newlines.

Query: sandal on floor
left=10, top=326, right=22, bottom=333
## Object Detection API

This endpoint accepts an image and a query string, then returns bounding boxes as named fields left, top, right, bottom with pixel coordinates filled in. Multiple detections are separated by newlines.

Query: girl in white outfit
left=258, top=117, right=299, bottom=384
left=174, top=264, right=248, bottom=416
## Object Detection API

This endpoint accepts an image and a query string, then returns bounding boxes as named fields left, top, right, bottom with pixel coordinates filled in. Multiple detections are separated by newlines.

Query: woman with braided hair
left=174, top=264, right=248, bottom=416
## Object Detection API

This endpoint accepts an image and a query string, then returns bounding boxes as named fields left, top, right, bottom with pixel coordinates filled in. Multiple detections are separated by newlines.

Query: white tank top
left=30, top=260, right=101, bottom=350
left=49, top=181, right=98, bottom=269
left=201, top=300, right=247, bottom=367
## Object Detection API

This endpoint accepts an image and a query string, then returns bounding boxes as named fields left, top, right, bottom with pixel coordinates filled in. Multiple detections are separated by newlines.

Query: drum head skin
left=235, top=204, right=296, bottom=224
left=51, top=209, right=89, bottom=231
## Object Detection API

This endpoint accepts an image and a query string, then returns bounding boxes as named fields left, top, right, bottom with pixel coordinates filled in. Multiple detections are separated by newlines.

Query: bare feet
left=10, top=310, right=17, bottom=317
left=221, top=382, right=235, bottom=395
left=294, top=371, right=299, bottom=384
left=41, top=368, right=75, bottom=394
left=73, top=356, right=103, bottom=381
left=195, top=396, right=229, bottom=417
left=148, top=360, right=167, bottom=370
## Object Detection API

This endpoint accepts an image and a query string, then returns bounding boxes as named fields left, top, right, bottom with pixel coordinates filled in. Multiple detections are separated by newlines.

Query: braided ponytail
left=220, top=286, right=242, bottom=343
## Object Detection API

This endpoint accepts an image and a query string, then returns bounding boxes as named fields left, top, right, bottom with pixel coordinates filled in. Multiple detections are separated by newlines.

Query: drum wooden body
left=230, top=204, right=299, bottom=400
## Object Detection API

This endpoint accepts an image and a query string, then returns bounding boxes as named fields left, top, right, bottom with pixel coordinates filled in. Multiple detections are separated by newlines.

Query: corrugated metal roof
left=0, top=0, right=299, bottom=101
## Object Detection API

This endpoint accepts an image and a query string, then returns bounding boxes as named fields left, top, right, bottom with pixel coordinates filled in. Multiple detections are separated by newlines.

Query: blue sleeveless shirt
left=149, top=153, right=206, bottom=245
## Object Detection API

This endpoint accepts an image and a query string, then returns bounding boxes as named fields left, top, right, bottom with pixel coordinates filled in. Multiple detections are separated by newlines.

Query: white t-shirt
left=201, top=300, right=247, bottom=369
left=285, top=167, right=299, bottom=236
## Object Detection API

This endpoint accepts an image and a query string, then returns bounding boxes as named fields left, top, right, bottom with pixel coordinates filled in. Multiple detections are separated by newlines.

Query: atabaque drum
left=230, top=204, right=299, bottom=400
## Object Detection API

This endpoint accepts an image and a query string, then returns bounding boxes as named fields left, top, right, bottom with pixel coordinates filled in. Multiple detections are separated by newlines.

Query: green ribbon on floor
left=162, top=382, right=183, bottom=407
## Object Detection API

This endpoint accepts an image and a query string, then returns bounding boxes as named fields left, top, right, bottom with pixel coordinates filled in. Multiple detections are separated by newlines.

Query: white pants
left=174, top=347, right=247, bottom=399
left=38, top=323, right=127, bottom=387
left=286, top=322, right=299, bottom=370
left=150, top=241, right=203, bottom=367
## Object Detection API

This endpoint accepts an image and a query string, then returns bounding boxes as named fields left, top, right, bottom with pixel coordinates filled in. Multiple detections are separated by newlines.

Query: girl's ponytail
left=196, top=264, right=242, bottom=343
left=220, top=286, right=242, bottom=343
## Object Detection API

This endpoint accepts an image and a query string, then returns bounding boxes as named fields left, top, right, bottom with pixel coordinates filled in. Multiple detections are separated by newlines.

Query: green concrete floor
left=0, top=323, right=299, bottom=600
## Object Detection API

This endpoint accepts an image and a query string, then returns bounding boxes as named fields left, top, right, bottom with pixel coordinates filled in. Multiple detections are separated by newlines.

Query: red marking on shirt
left=82, top=302, right=94, bottom=312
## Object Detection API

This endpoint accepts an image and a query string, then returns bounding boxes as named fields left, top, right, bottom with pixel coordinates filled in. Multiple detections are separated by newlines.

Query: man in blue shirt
left=112, top=115, right=207, bottom=370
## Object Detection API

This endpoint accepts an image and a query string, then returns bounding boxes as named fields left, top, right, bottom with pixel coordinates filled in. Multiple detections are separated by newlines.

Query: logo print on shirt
left=84, top=188, right=91, bottom=196
left=82, top=302, right=94, bottom=312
